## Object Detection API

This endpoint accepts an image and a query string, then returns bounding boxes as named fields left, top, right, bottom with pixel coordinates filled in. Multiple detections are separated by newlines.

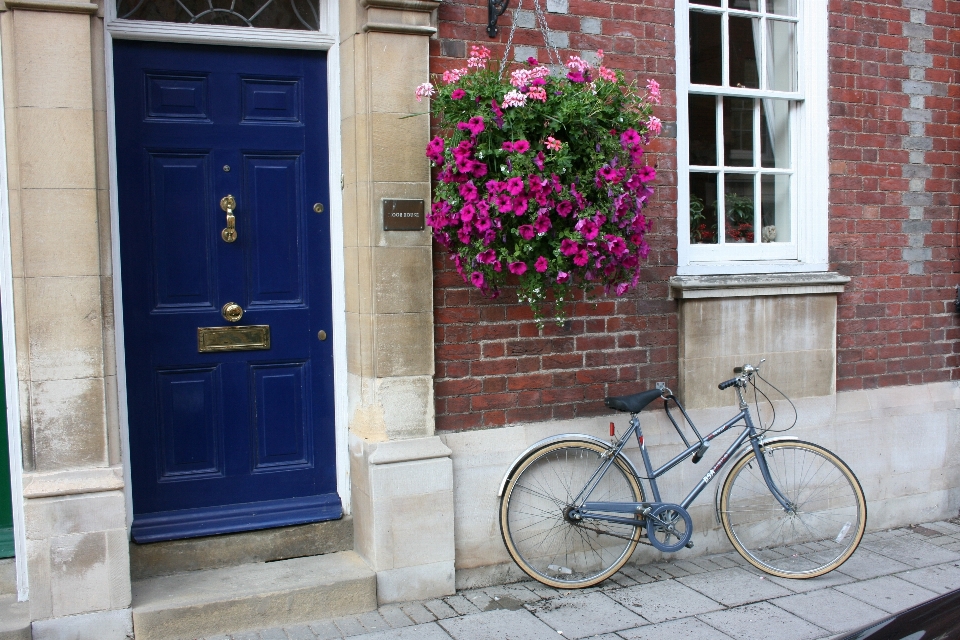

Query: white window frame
left=676, top=0, right=829, bottom=275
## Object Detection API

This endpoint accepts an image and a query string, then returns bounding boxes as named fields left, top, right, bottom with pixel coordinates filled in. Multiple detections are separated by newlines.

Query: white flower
left=415, top=82, right=435, bottom=102
left=502, top=90, right=527, bottom=108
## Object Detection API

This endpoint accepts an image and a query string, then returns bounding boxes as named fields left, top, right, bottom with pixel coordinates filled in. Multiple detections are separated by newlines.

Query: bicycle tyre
left=719, top=440, right=866, bottom=578
left=500, top=440, right=644, bottom=588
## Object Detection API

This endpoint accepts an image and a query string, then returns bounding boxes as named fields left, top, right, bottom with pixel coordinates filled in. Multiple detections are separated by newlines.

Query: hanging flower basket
left=418, top=46, right=661, bottom=323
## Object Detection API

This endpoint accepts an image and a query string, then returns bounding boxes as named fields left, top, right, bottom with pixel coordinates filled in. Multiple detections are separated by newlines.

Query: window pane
left=690, top=173, right=719, bottom=244
left=723, top=97, right=754, bottom=167
left=115, top=0, right=322, bottom=30
left=766, top=0, right=797, bottom=16
left=761, top=174, right=790, bottom=242
left=691, top=0, right=721, bottom=5
left=728, top=16, right=760, bottom=88
left=767, top=20, right=798, bottom=91
left=724, top=174, right=755, bottom=243
left=730, top=0, right=759, bottom=11
left=690, top=11, right=722, bottom=86
left=689, top=95, right=718, bottom=166
left=760, top=99, right=790, bottom=168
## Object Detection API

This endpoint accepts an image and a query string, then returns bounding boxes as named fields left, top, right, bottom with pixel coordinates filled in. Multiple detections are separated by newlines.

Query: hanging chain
left=498, top=0, right=562, bottom=79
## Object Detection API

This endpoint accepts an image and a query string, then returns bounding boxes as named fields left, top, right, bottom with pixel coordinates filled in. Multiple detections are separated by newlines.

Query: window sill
left=669, top=272, right=850, bottom=299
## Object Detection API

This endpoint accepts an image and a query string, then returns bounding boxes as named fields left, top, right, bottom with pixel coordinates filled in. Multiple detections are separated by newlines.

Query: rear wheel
left=500, top=440, right=644, bottom=588
left=719, top=440, right=866, bottom=578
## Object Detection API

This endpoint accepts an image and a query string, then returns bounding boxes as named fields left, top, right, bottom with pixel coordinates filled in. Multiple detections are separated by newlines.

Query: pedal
left=685, top=541, right=694, bottom=549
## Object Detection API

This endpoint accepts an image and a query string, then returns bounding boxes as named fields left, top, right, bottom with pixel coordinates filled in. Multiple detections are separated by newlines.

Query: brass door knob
left=221, top=302, right=243, bottom=323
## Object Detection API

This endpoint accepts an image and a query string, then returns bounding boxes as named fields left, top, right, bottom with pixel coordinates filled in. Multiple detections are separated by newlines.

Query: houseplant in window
left=417, top=47, right=661, bottom=322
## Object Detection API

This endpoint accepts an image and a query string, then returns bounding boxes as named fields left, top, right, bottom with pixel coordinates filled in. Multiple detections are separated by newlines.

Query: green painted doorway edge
left=0, top=312, right=12, bottom=557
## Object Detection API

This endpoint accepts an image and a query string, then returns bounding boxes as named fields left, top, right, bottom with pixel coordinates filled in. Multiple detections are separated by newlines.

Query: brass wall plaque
left=382, top=199, right=425, bottom=231
left=198, top=325, right=271, bottom=353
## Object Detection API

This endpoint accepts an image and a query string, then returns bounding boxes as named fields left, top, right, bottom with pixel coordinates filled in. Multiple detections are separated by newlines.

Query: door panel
left=114, top=40, right=339, bottom=542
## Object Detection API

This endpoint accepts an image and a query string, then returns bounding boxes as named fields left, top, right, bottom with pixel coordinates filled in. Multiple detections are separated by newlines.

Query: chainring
left=646, top=503, right=693, bottom=552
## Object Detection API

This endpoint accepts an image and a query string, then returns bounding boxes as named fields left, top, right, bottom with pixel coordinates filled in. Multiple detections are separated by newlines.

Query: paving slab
left=862, top=534, right=960, bottom=568
left=769, top=588, right=889, bottom=634
left=834, top=575, right=940, bottom=614
left=835, top=549, right=913, bottom=580
left=400, top=602, right=436, bottom=625
left=607, top=579, right=723, bottom=623
left=526, top=592, right=645, bottom=639
left=308, top=619, right=342, bottom=639
left=378, top=605, right=414, bottom=629
left=285, top=625, right=319, bottom=640
left=260, top=629, right=289, bottom=640
left=696, top=602, right=827, bottom=640
left=763, top=567, right=855, bottom=594
left=618, top=616, right=735, bottom=639
left=348, top=622, right=452, bottom=640
left=333, top=615, right=367, bottom=636
left=895, top=562, right=960, bottom=594
left=678, top=567, right=793, bottom=607
left=439, top=608, right=562, bottom=640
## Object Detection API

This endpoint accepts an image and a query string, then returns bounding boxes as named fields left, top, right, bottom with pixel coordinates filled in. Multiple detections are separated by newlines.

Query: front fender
left=497, top=433, right=644, bottom=497
left=713, top=435, right=800, bottom=525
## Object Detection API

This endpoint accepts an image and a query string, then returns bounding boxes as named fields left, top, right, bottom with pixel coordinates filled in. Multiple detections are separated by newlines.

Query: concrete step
left=131, top=550, right=377, bottom=640
left=131, top=516, right=354, bottom=580
left=0, top=595, right=30, bottom=640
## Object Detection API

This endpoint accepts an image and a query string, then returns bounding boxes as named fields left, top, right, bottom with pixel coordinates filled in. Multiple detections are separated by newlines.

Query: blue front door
left=114, top=40, right=340, bottom=542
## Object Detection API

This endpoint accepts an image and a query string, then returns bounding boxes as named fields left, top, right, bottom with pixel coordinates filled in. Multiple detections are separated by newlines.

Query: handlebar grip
left=718, top=377, right=738, bottom=390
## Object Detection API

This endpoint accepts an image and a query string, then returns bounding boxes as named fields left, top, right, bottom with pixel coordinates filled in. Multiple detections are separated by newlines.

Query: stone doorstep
left=130, top=516, right=355, bottom=580
left=0, top=596, right=30, bottom=640
left=131, top=550, right=377, bottom=640
left=0, top=559, right=14, bottom=597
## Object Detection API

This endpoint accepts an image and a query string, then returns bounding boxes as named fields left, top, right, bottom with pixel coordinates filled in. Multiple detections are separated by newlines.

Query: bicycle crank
left=645, top=503, right=693, bottom=553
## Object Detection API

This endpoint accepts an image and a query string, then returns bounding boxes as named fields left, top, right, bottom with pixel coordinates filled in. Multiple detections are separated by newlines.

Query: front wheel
left=719, top=440, right=866, bottom=578
left=500, top=440, right=644, bottom=588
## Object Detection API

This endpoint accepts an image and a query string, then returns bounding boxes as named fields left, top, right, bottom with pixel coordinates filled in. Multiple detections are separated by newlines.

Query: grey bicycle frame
left=574, top=389, right=792, bottom=528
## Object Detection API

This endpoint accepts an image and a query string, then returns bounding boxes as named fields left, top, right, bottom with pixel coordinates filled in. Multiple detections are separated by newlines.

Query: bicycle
left=498, top=361, right=867, bottom=588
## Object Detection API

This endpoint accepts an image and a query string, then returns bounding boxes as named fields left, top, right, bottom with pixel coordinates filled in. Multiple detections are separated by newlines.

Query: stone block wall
left=429, top=0, right=960, bottom=429
left=828, top=0, right=960, bottom=390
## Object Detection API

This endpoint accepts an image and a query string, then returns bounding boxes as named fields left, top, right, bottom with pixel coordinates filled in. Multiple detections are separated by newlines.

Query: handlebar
left=718, top=359, right=766, bottom=391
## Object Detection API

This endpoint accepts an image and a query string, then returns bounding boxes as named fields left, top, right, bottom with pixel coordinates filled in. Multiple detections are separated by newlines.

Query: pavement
left=200, top=519, right=960, bottom=640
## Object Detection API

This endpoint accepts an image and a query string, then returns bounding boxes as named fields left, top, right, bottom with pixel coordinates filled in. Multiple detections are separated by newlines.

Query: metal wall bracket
left=487, top=0, right=509, bottom=37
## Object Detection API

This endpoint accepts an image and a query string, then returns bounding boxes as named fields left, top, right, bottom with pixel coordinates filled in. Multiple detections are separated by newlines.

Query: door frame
left=103, top=3, right=350, bottom=531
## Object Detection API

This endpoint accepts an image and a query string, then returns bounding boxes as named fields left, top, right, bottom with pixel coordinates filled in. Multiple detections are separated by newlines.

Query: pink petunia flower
left=508, top=261, right=528, bottom=275
left=476, top=249, right=497, bottom=264
left=506, top=177, right=525, bottom=196
left=533, top=214, right=551, bottom=234
left=470, top=271, right=485, bottom=288
left=451, top=88, right=466, bottom=100
left=513, top=140, right=531, bottom=154
left=638, top=165, right=657, bottom=183
left=535, top=256, right=549, bottom=272
left=556, top=271, right=570, bottom=284
left=502, top=141, right=515, bottom=152
left=517, top=225, right=535, bottom=241
left=556, top=200, right=573, bottom=217
left=560, top=238, right=580, bottom=256
left=573, top=250, right=590, bottom=267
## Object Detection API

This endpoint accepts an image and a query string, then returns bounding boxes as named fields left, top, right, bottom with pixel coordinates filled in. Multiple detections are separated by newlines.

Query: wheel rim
left=501, top=443, right=642, bottom=587
left=721, top=442, right=865, bottom=578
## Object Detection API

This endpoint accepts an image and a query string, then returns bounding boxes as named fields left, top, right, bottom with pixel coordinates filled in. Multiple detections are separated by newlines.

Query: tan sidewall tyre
left=499, top=440, right=644, bottom=589
left=719, top=440, right=867, bottom=579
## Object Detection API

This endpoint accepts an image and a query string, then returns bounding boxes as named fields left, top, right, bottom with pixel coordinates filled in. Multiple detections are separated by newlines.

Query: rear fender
left=497, top=433, right=644, bottom=497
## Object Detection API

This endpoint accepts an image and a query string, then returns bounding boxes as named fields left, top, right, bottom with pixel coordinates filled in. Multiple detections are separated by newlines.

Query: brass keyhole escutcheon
left=313, top=203, right=324, bottom=214
left=221, top=302, right=243, bottom=323
left=317, top=330, right=327, bottom=341
left=221, top=195, right=237, bottom=243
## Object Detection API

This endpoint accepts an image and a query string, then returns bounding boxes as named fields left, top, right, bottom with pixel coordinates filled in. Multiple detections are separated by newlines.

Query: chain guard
left=646, top=503, right=693, bottom=552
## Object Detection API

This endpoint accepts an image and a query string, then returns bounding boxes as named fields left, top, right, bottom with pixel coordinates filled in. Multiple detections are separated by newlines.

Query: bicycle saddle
left=604, top=389, right=663, bottom=414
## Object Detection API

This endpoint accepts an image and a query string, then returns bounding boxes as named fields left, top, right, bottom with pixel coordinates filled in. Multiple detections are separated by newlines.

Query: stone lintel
left=669, top=272, right=850, bottom=299
left=359, top=0, right=439, bottom=34
left=367, top=435, right=452, bottom=465
left=3, top=0, right=98, bottom=14
left=22, top=466, right=123, bottom=499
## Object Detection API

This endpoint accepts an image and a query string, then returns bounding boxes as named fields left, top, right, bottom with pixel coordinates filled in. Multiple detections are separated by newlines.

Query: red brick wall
left=429, top=0, right=679, bottom=431
left=429, top=0, right=960, bottom=430
left=828, top=0, right=960, bottom=390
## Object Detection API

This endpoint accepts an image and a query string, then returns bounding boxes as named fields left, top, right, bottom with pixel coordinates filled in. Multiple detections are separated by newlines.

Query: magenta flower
left=527, top=56, right=539, bottom=65
left=476, top=249, right=497, bottom=264
left=457, top=116, right=485, bottom=137
left=459, top=181, right=478, bottom=202
left=556, top=200, right=573, bottom=217
left=560, top=238, right=580, bottom=256
left=425, top=136, right=445, bottom=164
left=620, top=129, right=642, bottom=149
left=567, top=70, right=586, bottom=83
left=459, top=204, right=476, bottom=223
left=518, top=225, right=535, bottom=240
left=534, top=152, right=545, bottom=171
left=638, top=166, right=657, bottom=183
left=533, top=214, right=551, bottom=234
left=470, top=271, right=485, bottom=288
left=506, top=177, right=525, bottom=196
left=535, top=256, right=549, bottom=272
left=451, top=88, right=466, bottom=100
left=576, top=218, right=599, bottom=240
left=513, top=140, right=530, bottom=154
left=502, top=141, right=515, bottom=152
left=556, top=271, right=570, bottom=284
left=573, top=250, right=589, bottom=267
left=508, top=261, right=527, bottom=275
